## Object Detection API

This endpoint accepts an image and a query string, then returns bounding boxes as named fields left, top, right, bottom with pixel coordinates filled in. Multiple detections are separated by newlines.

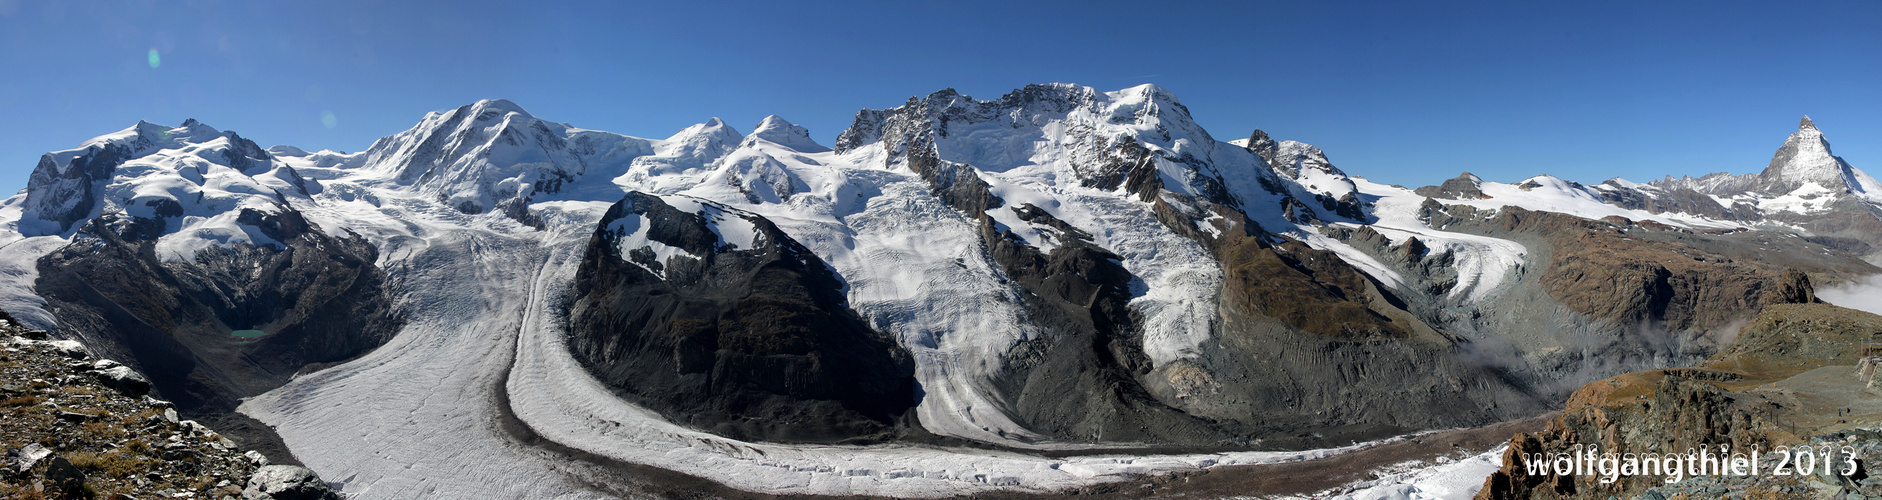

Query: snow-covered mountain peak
left=1756, top=115, right=1858, bottom=194
left=747, top=115, right=829, bottom=153
left=11, top=116, right=314, bottom=262
left=171, top=118, right=221, bottom=140
left=833, top=83, right=1225, bottom=180
left=1122, top=83, right=1178, bottom=102
left=70, top=119, right=261, bottom=163
left=657, top=118, right=741, bottom=159
left=353, top=99, right=650, bottom=223
left=467, top=98, right=534, bottom=120
left=1269, top=140, right=1347, bottom=179
left=1624, top=116, right=1880, bottom=218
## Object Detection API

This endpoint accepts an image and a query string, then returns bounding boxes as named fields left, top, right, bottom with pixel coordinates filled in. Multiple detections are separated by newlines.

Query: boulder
left=22, top=338, right=89, bottom=360
left=88, top=360, right=152, bottom=397
left=242, top=465, right=338, bottom=500
left=37, top=454, right=87, bottom=499
left=15, top=443, right=52, bottom=473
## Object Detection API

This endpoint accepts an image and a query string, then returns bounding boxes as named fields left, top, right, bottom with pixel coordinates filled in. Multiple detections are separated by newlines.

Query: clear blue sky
left=2, top=0, right=1878, bottom=191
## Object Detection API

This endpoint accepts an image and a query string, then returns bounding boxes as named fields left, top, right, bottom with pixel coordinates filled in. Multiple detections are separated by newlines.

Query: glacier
left=9, top=86, right=1875, bottom=499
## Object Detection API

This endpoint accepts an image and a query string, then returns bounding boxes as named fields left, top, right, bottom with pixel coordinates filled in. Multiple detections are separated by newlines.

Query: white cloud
left=1819, top=275, right=1882, bottom=317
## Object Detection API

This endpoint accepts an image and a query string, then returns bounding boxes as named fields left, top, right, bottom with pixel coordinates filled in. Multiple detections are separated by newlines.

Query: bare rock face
left=32, top=207, right=401, bottom=461
left=565, top=192, right=916, bottom=444
left=1766, top=269, right=1820, bottom=305
left=1468, top=207, right=1775, bottom=333
left=1594, top=181, right=1750, bottom=221
left=1218, top=236, right=1404, bottom=338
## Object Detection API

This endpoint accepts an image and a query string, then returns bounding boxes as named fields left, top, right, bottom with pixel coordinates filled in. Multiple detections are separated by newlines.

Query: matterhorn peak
left=1755, top=114, right=1858, bottom=194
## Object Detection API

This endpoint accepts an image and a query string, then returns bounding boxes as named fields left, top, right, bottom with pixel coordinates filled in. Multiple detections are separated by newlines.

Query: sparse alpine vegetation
left=0, top=314, right=338, bottom=500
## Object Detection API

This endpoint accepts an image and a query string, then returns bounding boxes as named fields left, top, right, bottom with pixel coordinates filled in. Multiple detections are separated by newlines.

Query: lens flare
left=320, top=111, right=338, bottom=129
left=147, top=48, right=160, bottom=68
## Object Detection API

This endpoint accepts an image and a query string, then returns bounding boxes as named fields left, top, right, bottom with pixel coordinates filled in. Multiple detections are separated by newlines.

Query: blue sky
left=1, top=0, right=1877, bottom=190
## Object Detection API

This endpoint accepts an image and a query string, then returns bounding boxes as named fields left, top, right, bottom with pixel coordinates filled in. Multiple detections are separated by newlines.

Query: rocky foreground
left=1477, top=273, right=1882, bottom=499
left=0, top=316, right=340, bottom=500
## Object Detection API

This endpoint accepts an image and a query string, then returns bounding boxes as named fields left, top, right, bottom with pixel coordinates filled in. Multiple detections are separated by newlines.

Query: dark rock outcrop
left=22, top=140, right=143, bottom=234
left=32, top=206, right=401, bottom=460
left=565, top=192, right=916, bottom=444
left=1595, top=181, right=1749, bottom=221
left=1415, top=172, right=1490, bottom=199
left=983, top=201, right=1231, bottom=444
left=1766, top=269, right=1820, bottom=305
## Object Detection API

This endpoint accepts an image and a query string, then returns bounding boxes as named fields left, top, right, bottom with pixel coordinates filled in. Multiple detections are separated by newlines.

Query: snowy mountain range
left=2, top=84, right=1878, bottom=497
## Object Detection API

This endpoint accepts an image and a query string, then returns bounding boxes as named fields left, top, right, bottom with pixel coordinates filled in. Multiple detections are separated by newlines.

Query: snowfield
left=1301, top=446, right=1508, bottom=500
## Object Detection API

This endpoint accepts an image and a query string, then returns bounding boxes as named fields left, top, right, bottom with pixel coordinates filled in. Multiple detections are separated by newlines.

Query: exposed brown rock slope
left=1476, top=288, right=1882, bottom=499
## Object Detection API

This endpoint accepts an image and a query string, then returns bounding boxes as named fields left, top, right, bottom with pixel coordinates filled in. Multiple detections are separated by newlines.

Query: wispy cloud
left=1819, top=275, right=1882, bottom=317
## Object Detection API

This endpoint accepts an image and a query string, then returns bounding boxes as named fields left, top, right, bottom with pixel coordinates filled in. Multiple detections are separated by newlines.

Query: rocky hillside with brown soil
left=0, top=317, right=340, bottom=500
left=1476, top=276, right=1882, bottom=500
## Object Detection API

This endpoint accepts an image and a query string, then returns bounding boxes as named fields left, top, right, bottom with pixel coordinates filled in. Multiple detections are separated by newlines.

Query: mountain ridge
left=1, top=84, right=1879, bottom=498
